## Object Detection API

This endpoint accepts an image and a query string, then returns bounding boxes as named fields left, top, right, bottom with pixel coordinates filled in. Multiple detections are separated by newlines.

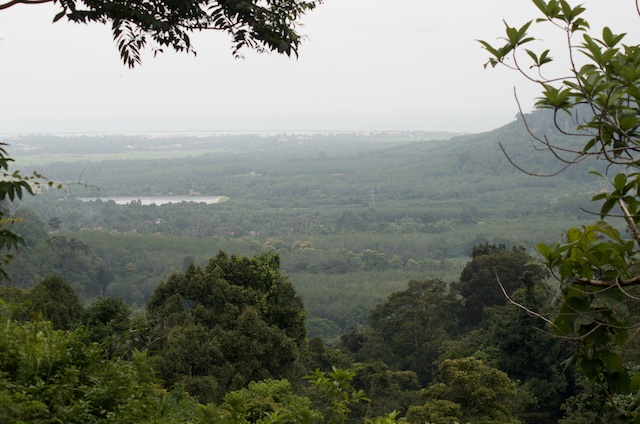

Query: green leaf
left=579, top=357, right=602, bottom=380
left=539, top=49, right=552, bottom=65
left=614, top=173, right=627, bottom=191
left=602, top=27, right=625, bottom=48
left=537, top=242, right=551, bottom=258
left=531, top=0, right=549, bottom=16
left=630, top=373, right=640, bottom=392
left=571, top=17, right=589, bottom=32
left=614, top=327, right=629, bottom=345
left=586, top=326, right=610, bottom=345
left=503, top=21, right=533, bottom=46
left=605, top=371, right=631, bottom=394
left=598, top=351, right=623, bottom=372
left=600, top=197, right=618, bottom=219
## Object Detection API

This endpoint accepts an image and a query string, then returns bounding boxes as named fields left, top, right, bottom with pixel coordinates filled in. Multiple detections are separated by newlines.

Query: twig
left=0, top=0, right=52, bottom=11
left=494, top=268, right=562, bottom=332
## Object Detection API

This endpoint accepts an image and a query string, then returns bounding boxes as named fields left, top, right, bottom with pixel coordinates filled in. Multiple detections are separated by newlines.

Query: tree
left=81, top=296, right=132, bottom=356
left=48, top=217, right=62, bottom=231
left=455, top=244, right=547, bottom=328
left=147, top=250, right=306, bottom=403
left=305, top=367, right=369, bottom=424
left=360, top=279, right=462, bottom=384
left=0, top=310, right=171, bottom=423
left=0, top=0, right=320, bottom=273
left=484, top=282, right=573, bottom=423
left=405, top=357, right=521, bottom=424
left=199, top=379, right=322, bottom=423
left=349, top=361, right=420, bottom=420
left=30, top=274, right=84, bottom=330
left=0, top=0, right=321, bottom=68
left=480, top=0, right=640, bottom=420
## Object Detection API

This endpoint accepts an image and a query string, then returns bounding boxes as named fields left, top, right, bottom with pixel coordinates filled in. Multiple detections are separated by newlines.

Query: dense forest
left=4, top=0, right=640, bottom=420
left=4, top=112, right=607, bottom=336
left=0, top=108, right=631, bottom=422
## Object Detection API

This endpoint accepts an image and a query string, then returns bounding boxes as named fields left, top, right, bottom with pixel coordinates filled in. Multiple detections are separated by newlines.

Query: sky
left=0, top=0, right=638, bottom=134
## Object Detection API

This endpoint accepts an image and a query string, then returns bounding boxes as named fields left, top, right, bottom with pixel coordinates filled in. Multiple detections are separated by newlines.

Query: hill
left=5, top=110, right=609, bottom=335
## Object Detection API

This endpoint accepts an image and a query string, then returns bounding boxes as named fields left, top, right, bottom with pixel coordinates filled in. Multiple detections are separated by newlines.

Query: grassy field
left=13, top=148, right=221, bottom=166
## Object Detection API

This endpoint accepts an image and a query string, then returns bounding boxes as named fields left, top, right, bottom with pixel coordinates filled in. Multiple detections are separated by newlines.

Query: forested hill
left=14, top=108, right=605, bottom=209
left=6, top=109, right=607, bottom=334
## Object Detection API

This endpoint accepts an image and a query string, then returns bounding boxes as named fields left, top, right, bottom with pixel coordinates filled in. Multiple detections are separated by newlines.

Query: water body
left=78, top=196, right=223, bottom=205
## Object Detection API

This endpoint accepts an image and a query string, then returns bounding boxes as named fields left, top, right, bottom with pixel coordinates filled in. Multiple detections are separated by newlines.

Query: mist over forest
left=5, top=0, right=640, bottom=421
left=0, top=109, right=627, bottom=423
left=4, top=111, right=603, bottom=323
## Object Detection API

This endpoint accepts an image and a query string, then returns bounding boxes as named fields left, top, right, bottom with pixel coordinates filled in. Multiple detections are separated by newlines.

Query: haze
left=0, top=0, right=638, bottom=134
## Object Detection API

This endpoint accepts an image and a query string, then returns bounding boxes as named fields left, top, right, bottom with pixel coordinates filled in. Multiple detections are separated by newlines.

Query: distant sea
left=77, top=196, right=223, bottom=205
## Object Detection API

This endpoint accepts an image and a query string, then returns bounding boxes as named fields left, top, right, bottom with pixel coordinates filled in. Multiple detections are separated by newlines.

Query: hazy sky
left=0, top=0, right=637, bottom=134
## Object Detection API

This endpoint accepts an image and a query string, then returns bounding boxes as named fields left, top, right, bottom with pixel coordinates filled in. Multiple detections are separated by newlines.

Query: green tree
left=48, top=216, right=62, bottom=231
left=305, top=367, right=369, bottom=424
left=480, top=0, right=640, bottom=420
left=454, top=244, right=547, bottom=329
left=359, top=279, right=462, bottom=384
left=81, top=296, right=132, bottom=356
left=198, top=379, right=322, bottom=423
left=350, top=361, right=420, bottom=421
left=147, top=250, right=306, bottom=403
left=0, top=306, right=173, bottom=423
left=406, top=357, right=521, bottom=424
left=558, top=374, right=619, bottom=424
left=30, top=275, right=84, bottom=330
left=484, top=282, right=573, bottom=423
left=0, top=0, right=320, bottom=67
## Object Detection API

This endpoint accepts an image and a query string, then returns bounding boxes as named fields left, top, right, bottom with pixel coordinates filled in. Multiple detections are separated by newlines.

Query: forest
left=4, top=114, right=605, bottom=336
left=4, top=0, right=640, bottom=422
left=0, top=107, right=629, bottom=423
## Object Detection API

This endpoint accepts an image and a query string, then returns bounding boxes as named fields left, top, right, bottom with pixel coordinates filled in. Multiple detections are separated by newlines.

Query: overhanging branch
left=0, top=0, right=52, bottom=11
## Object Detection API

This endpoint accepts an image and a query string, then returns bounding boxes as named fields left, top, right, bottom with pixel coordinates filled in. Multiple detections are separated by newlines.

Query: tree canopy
left=455, top=244, right=547, bottom=328
left=405, top=357, right=521, bottom=424
left=146, top=250, right=306, bottom=403
left=0, top=0, right=321, bottom=67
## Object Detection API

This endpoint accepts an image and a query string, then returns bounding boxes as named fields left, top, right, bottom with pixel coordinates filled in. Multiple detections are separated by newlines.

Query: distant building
left=189, top=189, right=202, bottom=196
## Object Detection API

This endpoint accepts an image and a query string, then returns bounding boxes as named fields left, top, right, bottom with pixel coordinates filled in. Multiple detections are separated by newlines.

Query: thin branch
left=618, top=198, right=640, bottom=245
left=615, top=275, right=640, bottom=301
left=494, top=268, right=563, bottom=332
left=0, top=0, right=52, bottom=10
left=514, top=90, right=593, bottom=160
left=574, top=276, right=640, bottom=287
left=498, top=91, right=588, bottom=176
left=494, top=269, right=638, bottom=341
left=499, top=142, right=572, bottom=177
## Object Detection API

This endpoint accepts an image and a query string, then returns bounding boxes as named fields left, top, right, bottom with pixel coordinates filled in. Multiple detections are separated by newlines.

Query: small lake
left=78, top=196, right=224, bottom=205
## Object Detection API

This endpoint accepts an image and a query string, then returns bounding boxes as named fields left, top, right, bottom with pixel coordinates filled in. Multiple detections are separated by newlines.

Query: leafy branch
left=482, top=1, right=640, bottom=419
left=0, top=0, right=322, bottom=67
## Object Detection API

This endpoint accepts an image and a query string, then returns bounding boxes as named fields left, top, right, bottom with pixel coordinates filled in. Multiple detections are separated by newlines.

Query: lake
left=77, top=196, right=224, bottom=205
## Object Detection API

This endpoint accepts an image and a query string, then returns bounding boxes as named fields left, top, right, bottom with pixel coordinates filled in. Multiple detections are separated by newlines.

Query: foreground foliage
left=0, top=304, right=164, bottom=423
left=481, top=0, right=640, bottom=420
left=0, top=244, right=602, bottom=422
